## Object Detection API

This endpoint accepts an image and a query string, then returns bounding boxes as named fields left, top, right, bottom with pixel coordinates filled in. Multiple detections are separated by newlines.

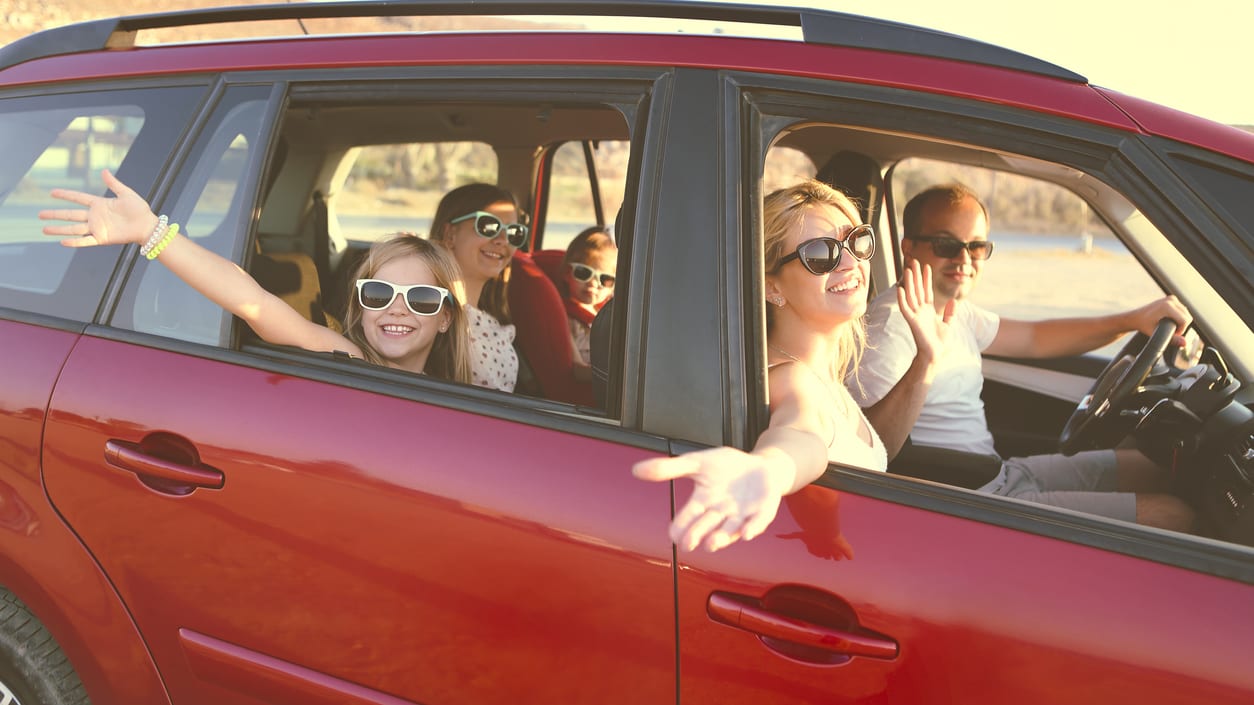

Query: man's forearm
left=862, top=357, right=937, bottom=460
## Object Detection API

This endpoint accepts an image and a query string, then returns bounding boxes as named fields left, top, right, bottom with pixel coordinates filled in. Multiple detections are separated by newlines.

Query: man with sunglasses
left=851, top=184, right=1195, bottom=531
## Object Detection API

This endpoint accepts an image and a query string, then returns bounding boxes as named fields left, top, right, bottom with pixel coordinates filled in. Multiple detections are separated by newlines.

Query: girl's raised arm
left=41, top=169, right=358, bottom=357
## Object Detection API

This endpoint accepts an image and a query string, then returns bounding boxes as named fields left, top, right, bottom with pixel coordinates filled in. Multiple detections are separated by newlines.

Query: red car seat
left=508, top=249, right=596, bottom=406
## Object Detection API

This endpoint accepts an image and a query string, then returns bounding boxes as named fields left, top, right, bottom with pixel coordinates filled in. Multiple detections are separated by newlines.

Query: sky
left=607, top=0, right=1254, bottom=126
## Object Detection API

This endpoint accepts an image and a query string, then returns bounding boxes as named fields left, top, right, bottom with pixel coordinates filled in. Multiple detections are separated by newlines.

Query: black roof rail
left=0, top=0, right=1086, bottom=83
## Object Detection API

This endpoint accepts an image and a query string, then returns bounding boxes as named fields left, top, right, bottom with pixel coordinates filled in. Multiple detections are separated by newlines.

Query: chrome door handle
left=708, top=592, right=898, bottom=660
left=105, top=440, right=225, bottom=489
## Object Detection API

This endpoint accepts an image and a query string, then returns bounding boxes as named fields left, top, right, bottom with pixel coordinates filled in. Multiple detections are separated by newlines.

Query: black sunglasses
left=569, top=262, right=616, bottom=288
left=777, top=224, right=876, bottom=275
left=908, top=235, right=994, bottom=260
left=356, top=279, right=451, bottom=316
left=449, top=210, right=529, bottom=248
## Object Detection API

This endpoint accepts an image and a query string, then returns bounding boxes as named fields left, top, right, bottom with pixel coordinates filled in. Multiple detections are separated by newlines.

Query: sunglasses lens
left=600, top=274, right=616, bottom=288
left=504, top=224, right=528, bottom=248
left=931, top=240, right=964, bottom=258
left=849, top=227, right=876, bottom=260
left=359, top=280, right=396, bottom=310
left=969, top=241, right=993, bottom=260
left=475, top=214, right=503, bottom=238
left=571, top=264, right=594, bottom=281
left=405, top=285, right=445, bottom=315
left=799, top=239, right=839, bottom=274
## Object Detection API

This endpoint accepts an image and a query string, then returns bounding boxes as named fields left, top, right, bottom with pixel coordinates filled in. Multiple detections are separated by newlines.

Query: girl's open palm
left=40, top=169, right=157, bottom=248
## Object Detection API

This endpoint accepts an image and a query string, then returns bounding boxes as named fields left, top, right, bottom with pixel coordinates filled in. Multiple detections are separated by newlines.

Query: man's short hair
left=901, top=183, right=989, bottom=238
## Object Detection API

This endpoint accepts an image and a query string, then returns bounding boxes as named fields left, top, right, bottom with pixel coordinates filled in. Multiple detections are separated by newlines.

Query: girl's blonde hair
left=342, top=233, right=472, bottom=385
left=430, top=182, right=524, bottom=325
left=762, top=178, right=868, bottom=384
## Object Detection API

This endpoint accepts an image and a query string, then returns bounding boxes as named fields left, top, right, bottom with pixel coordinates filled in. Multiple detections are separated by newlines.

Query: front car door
left=632, top=59, right=1254, bottom=703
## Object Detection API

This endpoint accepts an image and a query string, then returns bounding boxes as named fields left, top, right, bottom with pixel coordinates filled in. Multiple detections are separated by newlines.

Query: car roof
left=2, top=0, right=1251, bottom=162
left=0, top=0, right=1085, bottom=81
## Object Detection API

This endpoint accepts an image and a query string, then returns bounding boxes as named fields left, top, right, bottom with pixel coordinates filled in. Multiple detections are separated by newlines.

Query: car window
left=543, top=140, right=630, bottom=252
left=889, top=158, right=1164, bottom=356
left=249, top=87, right=637, bottom=410
left=749, top=85, right=1251, bottom=559
left=335, top=141, right=498, bottom=242
left=113, top=86, right=271, bottom=345
left=0, top=87, right=204, bottom=321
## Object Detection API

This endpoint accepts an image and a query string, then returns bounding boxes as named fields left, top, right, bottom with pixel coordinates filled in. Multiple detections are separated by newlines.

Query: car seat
left=252, top=246, right=340, bottom=332
left=508, top=249, right=596, bottom=406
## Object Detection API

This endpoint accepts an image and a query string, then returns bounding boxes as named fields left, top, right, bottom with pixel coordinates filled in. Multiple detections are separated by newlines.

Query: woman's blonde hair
left=342, top=233, right=472, bottom=385
left=762, top=178, right=868, bottom=384
left=430, top=182, right=524, bottom=325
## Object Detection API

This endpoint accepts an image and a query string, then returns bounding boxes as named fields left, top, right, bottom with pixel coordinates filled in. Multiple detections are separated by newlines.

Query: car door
left=41, top=73, right=677, bottom=705
left=632, top=67, right=1254, bottom=704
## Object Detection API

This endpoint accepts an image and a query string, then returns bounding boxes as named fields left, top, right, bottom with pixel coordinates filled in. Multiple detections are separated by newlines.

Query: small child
left=562, top=227, right=618, bottom=381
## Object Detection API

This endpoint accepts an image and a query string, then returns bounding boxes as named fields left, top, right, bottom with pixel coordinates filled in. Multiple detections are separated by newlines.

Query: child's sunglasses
left=777, top=224, right=876, bottom=275
left=569, top=262, right=616, bottom=288
left=449, top=210, right=529, bottom=248
left=356, top=279, right=451, bottom=316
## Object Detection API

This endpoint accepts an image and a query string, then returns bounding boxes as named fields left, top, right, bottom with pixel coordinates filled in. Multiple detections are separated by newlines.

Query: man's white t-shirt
left=850, top=288, right=1001, bottom=456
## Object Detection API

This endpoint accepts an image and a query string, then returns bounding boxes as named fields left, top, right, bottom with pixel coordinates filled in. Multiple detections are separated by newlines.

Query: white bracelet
left=139, top=214, right=169, bottom=257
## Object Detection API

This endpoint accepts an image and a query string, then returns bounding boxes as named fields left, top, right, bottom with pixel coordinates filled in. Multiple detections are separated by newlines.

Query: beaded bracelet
left=145, top=223, right=179, bottom=261
left=138, top=214, right=169, bottom=258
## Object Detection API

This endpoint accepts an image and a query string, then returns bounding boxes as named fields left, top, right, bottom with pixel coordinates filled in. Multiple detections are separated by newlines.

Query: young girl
left=40, top=169, right=472, bottom=383
left=632, top=179, right=947, bottom=553
left=430, top=183, right=525, bottom=392
left=561, top=227, right=617, bottom=382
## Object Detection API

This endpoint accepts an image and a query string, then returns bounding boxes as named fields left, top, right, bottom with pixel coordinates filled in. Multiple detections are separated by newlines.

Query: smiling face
left=358, top=254, right=451, bottom=373
left=902, top=193, right=990, bottom=306
left=766, top=203, right=870, bottom=332
left=443, top=200, right=519, bottom=289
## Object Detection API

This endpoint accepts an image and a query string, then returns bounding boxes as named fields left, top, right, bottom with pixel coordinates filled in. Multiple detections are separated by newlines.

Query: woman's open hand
left=633, top=446, right=794, bottom=552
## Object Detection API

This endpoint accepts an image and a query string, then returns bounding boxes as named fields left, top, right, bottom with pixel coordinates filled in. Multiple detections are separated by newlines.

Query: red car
left=1, top=2, right=1251, bottom=704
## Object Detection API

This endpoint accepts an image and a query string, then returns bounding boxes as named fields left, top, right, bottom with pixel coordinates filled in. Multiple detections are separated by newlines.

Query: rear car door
left=41, top=70, right=677, bottom=705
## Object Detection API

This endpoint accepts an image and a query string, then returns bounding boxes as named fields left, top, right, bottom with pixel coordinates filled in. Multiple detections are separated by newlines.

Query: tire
left=0, top=588, right=89, bottom=705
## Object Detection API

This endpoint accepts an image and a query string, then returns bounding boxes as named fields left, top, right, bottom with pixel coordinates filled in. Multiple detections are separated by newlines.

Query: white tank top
left=769, top=360, right=887, bottom=473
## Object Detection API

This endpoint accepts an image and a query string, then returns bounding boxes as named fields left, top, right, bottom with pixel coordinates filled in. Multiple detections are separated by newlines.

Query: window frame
left=732, top=70, right=1254, bottom=583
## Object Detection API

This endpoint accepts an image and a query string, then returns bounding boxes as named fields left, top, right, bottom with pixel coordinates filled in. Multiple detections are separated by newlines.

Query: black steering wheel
left=1058, top=318, right=1178, bottom=455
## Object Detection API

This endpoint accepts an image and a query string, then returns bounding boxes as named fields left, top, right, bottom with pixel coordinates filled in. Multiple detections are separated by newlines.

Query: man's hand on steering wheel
left=1059, top=318, right=1179, bottom=455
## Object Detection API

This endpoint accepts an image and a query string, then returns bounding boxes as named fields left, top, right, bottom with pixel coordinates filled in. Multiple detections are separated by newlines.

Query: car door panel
left=1, top=319, right=173, bottom=704
left=679, top=480, right=1254, bottom=704
left=43, top=335, right=675, bottom=705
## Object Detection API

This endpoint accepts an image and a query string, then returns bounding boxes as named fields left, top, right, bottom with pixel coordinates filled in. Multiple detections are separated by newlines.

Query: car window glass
left=0, top=89, right=202, bottom=321
left=336, top=141, right=497, bottom=242
left=544, top=140, right=629, bottom=251
left=764, top=145, right=815, bottom=194
left=891, top=158, right=1163, bottom=356
left=115, top=88, right=270, bottom=345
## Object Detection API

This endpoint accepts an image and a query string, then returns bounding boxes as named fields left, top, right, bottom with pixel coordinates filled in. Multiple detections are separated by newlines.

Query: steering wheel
left=1058, top=318, right=1178, bottom=455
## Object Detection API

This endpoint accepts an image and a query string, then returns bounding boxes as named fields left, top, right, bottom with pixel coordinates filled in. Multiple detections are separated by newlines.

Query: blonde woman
left=634, top=179, right=948, bottom=552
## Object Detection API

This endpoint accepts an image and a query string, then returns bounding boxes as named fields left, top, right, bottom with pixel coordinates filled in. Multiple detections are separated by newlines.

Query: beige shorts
left=977, top=449, right=1135, bottom=523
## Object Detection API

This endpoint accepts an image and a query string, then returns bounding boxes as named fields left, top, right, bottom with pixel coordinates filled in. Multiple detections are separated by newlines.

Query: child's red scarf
left=565, top=297, right=598, bottom=327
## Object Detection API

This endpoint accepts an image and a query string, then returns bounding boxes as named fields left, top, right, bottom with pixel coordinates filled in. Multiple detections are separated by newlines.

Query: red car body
left=1, top=3, right=1251, bottom=703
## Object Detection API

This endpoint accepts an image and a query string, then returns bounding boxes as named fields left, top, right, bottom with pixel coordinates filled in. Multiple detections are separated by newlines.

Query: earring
left=771, top=296, right=785, bottom=307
